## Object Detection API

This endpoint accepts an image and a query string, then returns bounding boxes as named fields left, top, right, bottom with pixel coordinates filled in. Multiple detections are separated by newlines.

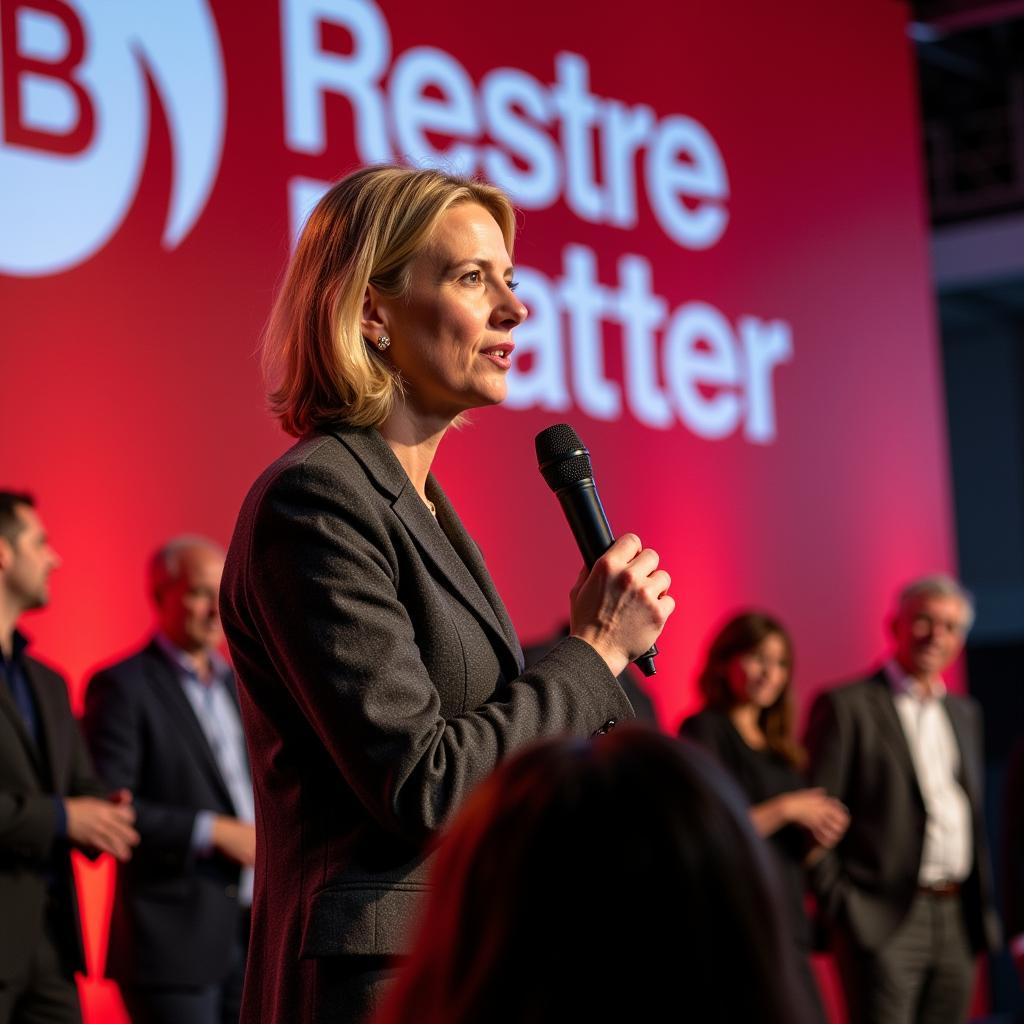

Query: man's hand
left=64, top=796, right=139, bottom=862
left=211, top=816, right=256, bottom=866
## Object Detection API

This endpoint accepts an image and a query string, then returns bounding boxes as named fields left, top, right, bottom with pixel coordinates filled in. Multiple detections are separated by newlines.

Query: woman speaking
left=219, top=165, right=674, bottom=1023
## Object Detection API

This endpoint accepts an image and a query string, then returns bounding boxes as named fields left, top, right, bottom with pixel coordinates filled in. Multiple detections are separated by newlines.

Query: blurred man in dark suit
left=85, top=536, right=254, bottom=1024
left=806, top=575, right=1001, bottom=1024
left=0, top=491, right=138, bottom=1024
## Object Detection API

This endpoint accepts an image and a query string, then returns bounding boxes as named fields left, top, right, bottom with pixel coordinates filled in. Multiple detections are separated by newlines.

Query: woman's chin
left=465, top=381, right=509, bottom=410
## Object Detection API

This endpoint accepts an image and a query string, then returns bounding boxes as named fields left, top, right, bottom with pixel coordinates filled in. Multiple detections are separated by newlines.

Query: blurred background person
left=376, top=727, right=815, bottom=1024
left=0, top=491, right=137, bottom=1024
left=806, top=575, right=1001, bottom=1024
left=680, top=610, right=848, bottom=1023
left=219, top=165, right=673, bottom=1023
left=85, top=537, right=253, bottom=1024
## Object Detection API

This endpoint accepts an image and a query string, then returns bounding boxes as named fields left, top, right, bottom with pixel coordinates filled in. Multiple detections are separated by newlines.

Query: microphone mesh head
left=535, top=423, right=594, bottom=491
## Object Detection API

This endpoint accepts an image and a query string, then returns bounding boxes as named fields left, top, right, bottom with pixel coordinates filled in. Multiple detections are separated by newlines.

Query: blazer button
left=225, top=885, right=239, bottom=899
left=592, top=718, right=617, bottom=737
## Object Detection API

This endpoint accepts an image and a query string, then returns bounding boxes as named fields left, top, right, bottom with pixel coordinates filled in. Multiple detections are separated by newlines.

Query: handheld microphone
left=534, top=423, right=658, bottom=677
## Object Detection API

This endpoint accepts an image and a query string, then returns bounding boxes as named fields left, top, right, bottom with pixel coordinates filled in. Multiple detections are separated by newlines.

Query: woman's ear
left=361, top=283, right=389, bottom=345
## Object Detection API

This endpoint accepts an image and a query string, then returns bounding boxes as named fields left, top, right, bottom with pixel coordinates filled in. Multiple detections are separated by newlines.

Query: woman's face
left=375, top=202, right=527, bottom=419
left=725, top=633, right=790, bottom=709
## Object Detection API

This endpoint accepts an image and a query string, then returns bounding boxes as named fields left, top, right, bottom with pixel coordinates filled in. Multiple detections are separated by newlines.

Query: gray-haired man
left=85, top=536, right=254, bottom=1024
left=806, top=575, right=1001, bottom=1024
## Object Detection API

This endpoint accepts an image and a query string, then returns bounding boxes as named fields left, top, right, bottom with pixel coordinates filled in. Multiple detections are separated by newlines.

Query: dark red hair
left=376, top=728, right=813, bottom=1024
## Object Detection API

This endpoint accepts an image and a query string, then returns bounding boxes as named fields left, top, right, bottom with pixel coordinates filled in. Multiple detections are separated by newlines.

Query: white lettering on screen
left=281, top=0, right=729, bottom=249
left=280, top=0, right=792, bottom=444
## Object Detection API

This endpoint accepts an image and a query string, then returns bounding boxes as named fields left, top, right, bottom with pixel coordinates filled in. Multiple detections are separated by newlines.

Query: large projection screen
left=1, top=2, right=954, bottom=1020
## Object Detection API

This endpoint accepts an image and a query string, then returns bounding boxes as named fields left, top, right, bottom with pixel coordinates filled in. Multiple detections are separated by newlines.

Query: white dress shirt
left=885, top=660, right=972, bottom=885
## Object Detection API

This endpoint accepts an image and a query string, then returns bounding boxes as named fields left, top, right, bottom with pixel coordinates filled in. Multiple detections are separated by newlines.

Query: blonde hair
left=263, top=165, right=517, bottom=436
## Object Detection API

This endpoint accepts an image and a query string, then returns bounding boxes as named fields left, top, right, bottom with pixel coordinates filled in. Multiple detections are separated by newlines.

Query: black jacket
left=84, top=642, right=246, bottom=986
left=806, top=669, right=1001, bottom=953
left=0, top=653, right=105, bottom=981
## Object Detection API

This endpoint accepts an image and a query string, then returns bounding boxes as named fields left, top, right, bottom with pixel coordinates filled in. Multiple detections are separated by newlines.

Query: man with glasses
left=806, top=575, right=1001, bottom=1024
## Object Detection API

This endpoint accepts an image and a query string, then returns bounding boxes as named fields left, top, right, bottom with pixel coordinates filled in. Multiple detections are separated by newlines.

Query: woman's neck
left=727, top=702, right=766, bottom=749
left=378, top=405, right=451, bottom=500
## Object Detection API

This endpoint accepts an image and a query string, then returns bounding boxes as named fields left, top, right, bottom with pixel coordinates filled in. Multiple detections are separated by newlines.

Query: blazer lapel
left=393, top=485, right=522, bottom=673
left=0, top=670, right=46, bottom=780
left=24, top=660, right=67, bottom=791
left=943, top=698, right=980, bottom=804
left=336, top=427, right=522, bottom=674
left=142, top=645, right=236, bottom=812
left=866, top=671, right=924, bottom=803
left=429, top=483, right=524, bottom=671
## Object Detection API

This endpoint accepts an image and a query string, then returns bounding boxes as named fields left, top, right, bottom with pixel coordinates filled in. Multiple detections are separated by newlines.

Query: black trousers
left=0, top=922, right=81, bottom=1024
left=119, top=911, right=249, bottom=1024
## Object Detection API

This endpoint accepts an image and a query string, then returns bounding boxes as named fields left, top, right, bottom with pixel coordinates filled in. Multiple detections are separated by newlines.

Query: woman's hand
left=569, top=533, right=674, bottom=677
left=783, top=788, right=849, bottom=849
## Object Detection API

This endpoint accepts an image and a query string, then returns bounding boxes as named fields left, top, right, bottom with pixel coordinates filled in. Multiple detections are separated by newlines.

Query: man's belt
left=917, top=880, right=962, bottom=898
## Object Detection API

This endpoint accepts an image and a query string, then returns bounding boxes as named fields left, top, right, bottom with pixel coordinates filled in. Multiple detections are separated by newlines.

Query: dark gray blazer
left=806, top=669, right=1000, bottom=953
left=220, top=426, right=633, bottom=1023
left=0, top=654, right=105, bottom=981
left=84, top=642, right=246, bottom=987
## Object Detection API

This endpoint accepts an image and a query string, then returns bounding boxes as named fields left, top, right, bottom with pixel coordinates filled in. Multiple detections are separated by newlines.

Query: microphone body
left=555, top=481, right=613, bottom=569
left=535, top=424, right=658, bottom=677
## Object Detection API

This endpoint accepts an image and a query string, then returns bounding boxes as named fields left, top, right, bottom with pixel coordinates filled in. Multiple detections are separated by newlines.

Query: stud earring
left=376, top=335, right=391, bottom=352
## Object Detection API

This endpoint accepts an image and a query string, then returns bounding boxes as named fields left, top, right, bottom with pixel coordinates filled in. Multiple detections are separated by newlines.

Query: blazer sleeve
left=65, top=713, right=109, bottom=861
left=240, top=465, right=633, bottom=845
left=0, top=792, right=60, bottom=860
left=64, top=714, right=107, bottom=803
left=0, top=670, right=104, bottom=860
left=84, top=670, right=198, bottom=866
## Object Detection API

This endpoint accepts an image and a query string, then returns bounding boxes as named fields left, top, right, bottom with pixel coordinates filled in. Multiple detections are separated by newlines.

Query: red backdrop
left=1, top=1, right=954, bottom=1020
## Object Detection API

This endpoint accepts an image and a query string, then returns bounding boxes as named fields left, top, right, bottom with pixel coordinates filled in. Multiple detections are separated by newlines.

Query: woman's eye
left=463, top=270, right=482, bottom=284
left=508, top=279, right=520, bottom=292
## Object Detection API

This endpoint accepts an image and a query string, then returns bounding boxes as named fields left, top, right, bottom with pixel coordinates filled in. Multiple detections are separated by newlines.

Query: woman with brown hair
left=680, top=611, right=848, bottom=1023
left=219, top=165, right=674, bottom=1022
